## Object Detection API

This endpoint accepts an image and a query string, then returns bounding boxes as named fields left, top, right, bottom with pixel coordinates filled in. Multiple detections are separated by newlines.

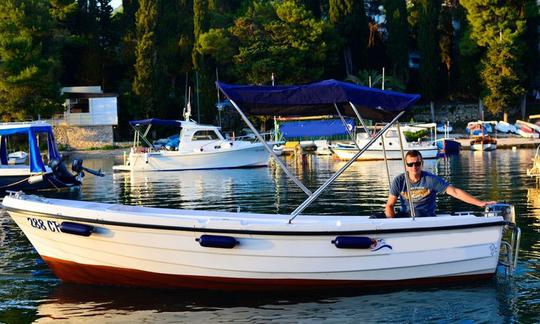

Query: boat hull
left=332, top=146, right=439, bottom=161
left=3, top=194, right=506, bottom=291
left=435, top=139, right=461, bottom=154
left=0, top=170, right=80, bottom=192
left=471, top=143, right=497, bottom=151
left=113, top=143, right=270, bottom=172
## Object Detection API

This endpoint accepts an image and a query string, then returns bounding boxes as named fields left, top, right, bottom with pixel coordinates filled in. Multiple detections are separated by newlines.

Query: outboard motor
left=71, top=159, right=105, bottom=177
left=50, top=158, right=82, bottom=185
left=485, top=203, right=515, bottom=223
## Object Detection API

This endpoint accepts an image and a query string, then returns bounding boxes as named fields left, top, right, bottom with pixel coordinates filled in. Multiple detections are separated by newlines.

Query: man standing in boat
left=385, top=150, right=496, bottom=218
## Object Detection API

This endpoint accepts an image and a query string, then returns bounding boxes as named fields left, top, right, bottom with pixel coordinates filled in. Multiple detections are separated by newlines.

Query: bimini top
left=217, top=79, right=421, bottom=120
left=0, top=122, right=60, bottom=173
left=129, top=119, right=183, bottom=127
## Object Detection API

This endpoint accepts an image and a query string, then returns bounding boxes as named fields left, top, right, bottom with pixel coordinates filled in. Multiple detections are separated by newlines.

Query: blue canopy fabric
left=0, top=123, right=60, bottom=173
left=279, top=118, right=355, bottom=139
left=217, top=79, right=420, bottom=120
left=129, top=119, right=183, bottom=127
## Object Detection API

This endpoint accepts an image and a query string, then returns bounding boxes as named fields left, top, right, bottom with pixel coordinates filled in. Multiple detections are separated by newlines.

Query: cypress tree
left=384, top=0, right=409, bottom=83
left=133, top=0, right=158, bottom=117
left=0, top=0, right=62, bottom=120
left=329, top=0, right=369, bottom=75
left=416, top=0, right=441, bottom=101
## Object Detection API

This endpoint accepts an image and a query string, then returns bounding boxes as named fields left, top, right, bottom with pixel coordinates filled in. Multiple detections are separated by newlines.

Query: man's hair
left=405, top=150, right=423, bottom=161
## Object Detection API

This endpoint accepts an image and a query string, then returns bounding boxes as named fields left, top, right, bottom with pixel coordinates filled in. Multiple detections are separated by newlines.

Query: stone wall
left=408, top=103, right=483, bottom=124
left=54, top=125, right=114, bottom=149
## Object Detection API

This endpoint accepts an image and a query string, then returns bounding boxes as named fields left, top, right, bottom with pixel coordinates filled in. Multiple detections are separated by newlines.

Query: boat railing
left=527, top=145, right=540, bottom=181
left=230, top=131, right=275, bottom=143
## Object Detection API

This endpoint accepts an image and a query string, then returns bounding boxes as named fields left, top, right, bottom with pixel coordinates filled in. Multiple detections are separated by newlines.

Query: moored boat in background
left=331, top=123, right=439, bottom=161
left=470, top=136, right=497, bottom=151
left=0, top=122, right=101, bottom=192
left=112, top=118, right=272, bottom=172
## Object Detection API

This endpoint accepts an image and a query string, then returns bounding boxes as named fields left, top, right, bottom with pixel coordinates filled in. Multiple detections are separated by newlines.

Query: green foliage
left=384, top=0, right=409, bottom=83
left=345, top=69, right=406, bottom=92
left=461, top=0, right=528, bottom=114
left=403, top=129, right=428, bottom=142
left=0, top=0, right=63, bottom=121
left=198, top=0, right=338, bottom=84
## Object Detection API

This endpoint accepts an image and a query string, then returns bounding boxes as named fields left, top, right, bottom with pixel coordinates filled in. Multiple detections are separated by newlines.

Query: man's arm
left=385, top=194, right=398, bottom=218
left=445, top=185, right=497, bottom=207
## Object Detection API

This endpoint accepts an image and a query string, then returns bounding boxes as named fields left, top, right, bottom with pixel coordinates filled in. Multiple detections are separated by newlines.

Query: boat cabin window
left=385, top=130, right=399, bottom=138
left=192, top=130, right=220, bottom=141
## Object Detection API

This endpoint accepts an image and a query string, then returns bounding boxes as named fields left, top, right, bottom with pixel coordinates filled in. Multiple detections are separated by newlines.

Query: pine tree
left=460, top=0, right=527, bottom=114
left=384, top=0, right=409, bottom=83
left=0, top=0, right=62, bottom=120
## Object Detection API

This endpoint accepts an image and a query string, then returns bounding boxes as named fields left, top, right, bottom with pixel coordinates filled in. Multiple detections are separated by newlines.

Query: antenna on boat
left=183, top=87, right=192, bottom=121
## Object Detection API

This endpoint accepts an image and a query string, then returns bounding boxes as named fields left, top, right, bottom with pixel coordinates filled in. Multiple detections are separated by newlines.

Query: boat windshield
left=192, top=130, right=220, bottom=141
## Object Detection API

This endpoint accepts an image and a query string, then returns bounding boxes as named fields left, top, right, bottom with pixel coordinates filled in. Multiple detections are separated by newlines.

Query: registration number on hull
left=27, top=217, right=61, bottom=232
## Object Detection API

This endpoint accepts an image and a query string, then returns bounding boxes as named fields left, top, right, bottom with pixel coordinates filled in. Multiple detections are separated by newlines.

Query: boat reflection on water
left=112, top=167, right=283, bottom=213
left=34, top=281, right=512, bottom=323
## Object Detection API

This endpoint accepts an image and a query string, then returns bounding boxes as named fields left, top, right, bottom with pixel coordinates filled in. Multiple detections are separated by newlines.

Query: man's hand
left=385, top=195, right=398, bottom=218
left=479, top=201, right=498, bottom=208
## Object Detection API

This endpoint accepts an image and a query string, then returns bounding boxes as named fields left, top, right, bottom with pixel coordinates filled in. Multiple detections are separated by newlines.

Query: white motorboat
left=331, top=123, right=439, bottom=161
left=2, top=80, right=520, bottom=291
left=7, top=151, right=27, bottom=164
left=2, top=192, right=518, bottom=290
left=314, top=140, right=332, bottom=155
left=113, top=118, right=271, bottom=172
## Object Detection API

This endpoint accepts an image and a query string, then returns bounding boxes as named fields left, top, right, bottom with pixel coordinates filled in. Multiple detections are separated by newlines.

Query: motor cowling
left=485, top=203, right=515, bottom=223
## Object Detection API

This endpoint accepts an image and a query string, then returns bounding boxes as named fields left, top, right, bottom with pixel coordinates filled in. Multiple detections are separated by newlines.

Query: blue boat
left=0, top=122, right=101, bottom=192
left=434, top=138, right=461, bottom=154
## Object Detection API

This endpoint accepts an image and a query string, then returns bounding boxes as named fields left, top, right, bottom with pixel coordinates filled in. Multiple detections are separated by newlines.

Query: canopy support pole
left=349, top=102, right=371, bottom=136
left=396, top=122, right=416, bottom=220
left=381, top=132, right=391, bottom=188
left=289, top=111, right=405, bottom=222
left=333, top=104, right=360, bottom=150
left=228, top=99, right=312, bottom=196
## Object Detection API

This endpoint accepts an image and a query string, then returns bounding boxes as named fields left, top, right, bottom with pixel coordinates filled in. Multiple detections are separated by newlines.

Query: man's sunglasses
left=406, top=161, right=422, bottom=167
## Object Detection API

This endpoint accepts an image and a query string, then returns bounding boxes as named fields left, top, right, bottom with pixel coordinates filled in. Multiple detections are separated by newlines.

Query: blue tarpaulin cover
left=217, top=79, right=420, bottom=120
left=129, top=119, right=183, bottom=127
left=279, top=118, right=355, bottom=139
left=0, top=123, right=60, bottom=173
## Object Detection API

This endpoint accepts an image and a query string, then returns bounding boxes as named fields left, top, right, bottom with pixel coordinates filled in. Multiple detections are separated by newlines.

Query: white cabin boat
left=113, top=119, right=271, bottom=172
left=2, top=80, right=520, bottom=291
left=331, top=124, right=439, bottom=161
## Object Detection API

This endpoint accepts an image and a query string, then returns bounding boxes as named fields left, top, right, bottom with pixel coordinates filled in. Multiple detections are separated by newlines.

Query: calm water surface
left=1, top=149, right=539, bottom=323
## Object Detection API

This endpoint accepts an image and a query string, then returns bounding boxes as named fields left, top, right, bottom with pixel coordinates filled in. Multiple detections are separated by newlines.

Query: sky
left=111, top=0, right=121, bottom=9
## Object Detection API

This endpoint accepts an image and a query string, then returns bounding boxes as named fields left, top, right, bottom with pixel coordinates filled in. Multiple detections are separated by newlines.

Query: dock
left=453, top=135, right=540, bottom=149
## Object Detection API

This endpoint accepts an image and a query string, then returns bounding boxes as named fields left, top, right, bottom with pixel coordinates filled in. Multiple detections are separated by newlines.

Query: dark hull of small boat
left=436, top=139, right=461, bottom=154
left=0, top=172, right=80, bottom=192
